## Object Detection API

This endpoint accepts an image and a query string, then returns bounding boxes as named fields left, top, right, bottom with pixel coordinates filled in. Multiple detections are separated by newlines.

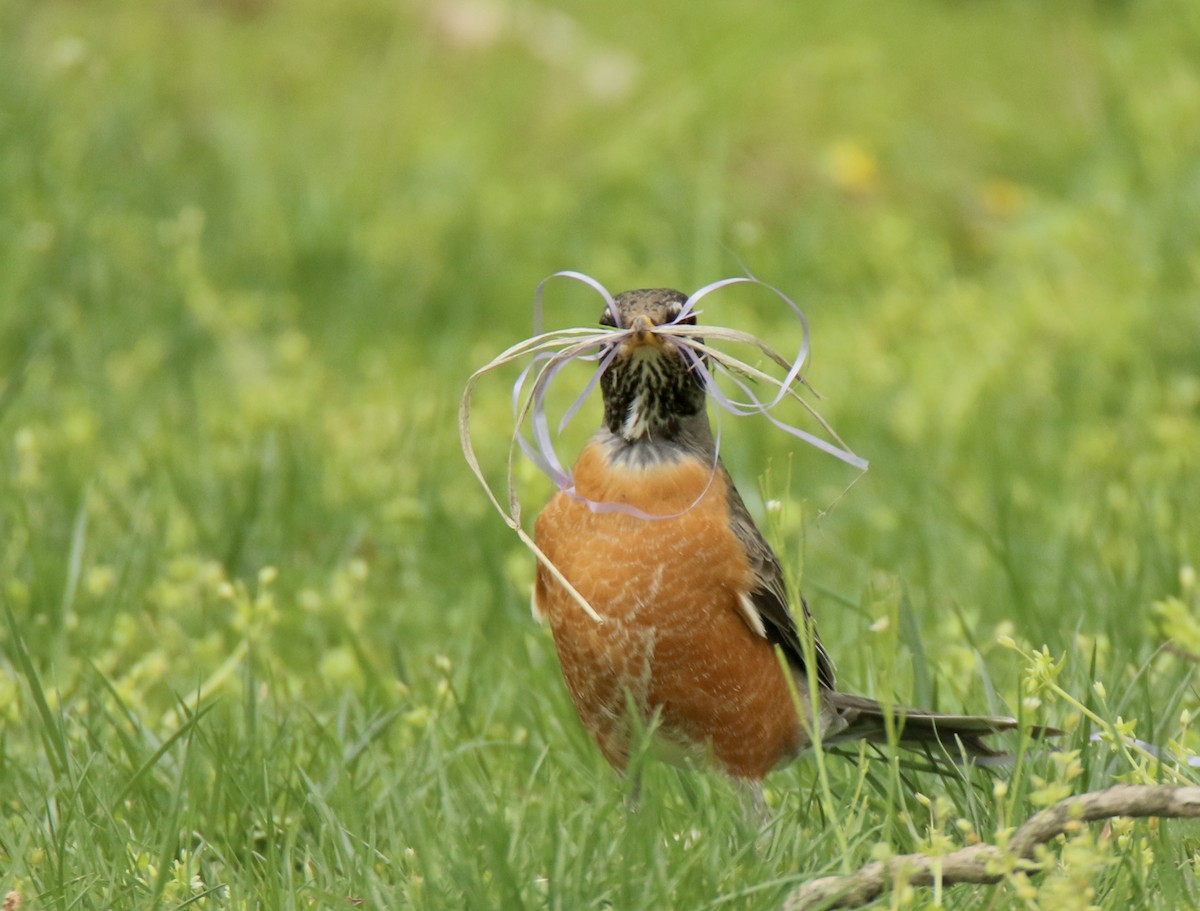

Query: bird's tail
left=823, top=692, right=1060, bottom=764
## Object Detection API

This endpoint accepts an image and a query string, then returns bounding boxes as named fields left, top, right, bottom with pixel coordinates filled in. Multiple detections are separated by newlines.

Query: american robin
left=533, top=288, right=1037, bottom=783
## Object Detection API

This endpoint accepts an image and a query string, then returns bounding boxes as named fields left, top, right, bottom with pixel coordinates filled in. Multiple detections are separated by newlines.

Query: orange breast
left=533, top=440, right=807, bottom=779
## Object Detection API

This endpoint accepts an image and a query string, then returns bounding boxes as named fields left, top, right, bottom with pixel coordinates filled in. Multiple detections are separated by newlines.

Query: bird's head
left=599, top=288, right=707, bottom=443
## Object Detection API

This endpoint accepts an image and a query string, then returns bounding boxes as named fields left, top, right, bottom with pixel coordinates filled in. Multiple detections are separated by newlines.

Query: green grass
left=3, top=0, right=1200, bottom=907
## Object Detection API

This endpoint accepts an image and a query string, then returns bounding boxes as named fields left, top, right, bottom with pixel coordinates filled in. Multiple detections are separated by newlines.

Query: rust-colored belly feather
left=534, top=442, right=805, bottom=779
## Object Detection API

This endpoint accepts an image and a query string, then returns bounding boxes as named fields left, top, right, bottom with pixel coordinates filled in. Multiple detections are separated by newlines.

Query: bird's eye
left=671, top=306, right=696, bottom=327
left=599, top=307, right=618, bottom=329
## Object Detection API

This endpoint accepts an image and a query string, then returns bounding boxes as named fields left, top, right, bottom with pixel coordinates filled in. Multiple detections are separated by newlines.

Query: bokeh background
left=3, top=0, right=1200, bottom=907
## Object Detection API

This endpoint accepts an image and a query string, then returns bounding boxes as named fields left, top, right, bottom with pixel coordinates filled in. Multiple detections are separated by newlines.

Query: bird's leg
left=733, top=778, right=778, bottom=855
left=624, top=765, right=643, bottom=812
left=735, top=778, right=769, bottom=826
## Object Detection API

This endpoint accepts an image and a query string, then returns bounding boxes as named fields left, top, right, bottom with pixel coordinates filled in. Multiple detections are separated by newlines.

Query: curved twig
left=784, top=785, right=1200, bottom=910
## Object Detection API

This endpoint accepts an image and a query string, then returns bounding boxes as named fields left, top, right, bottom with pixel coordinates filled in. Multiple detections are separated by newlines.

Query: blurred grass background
left=2, top=0, right=1200, bottom=907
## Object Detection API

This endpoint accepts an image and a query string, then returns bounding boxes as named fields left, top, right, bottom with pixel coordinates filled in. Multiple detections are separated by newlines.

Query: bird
left=532, top=287, right=1045, bottom=786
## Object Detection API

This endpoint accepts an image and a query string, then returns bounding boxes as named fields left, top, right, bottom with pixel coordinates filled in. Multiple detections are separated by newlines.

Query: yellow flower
left=979, top=178, right=1030, bottom=218
left=826, top=139, right=879, bottom=195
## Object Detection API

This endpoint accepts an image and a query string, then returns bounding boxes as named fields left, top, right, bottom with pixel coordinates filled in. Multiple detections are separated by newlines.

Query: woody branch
left=784, top=784, right=1200, bottom=911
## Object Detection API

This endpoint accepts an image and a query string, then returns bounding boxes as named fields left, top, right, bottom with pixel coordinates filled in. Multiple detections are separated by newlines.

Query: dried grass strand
left=460, top=271, right=869, bottom=627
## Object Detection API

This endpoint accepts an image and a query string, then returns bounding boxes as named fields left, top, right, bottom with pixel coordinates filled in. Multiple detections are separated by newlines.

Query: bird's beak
left=629, top=314, right=663, bottom=348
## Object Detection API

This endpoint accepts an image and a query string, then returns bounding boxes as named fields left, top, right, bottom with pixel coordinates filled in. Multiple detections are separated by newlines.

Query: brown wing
left=721, top=464, right=838, bottom=690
